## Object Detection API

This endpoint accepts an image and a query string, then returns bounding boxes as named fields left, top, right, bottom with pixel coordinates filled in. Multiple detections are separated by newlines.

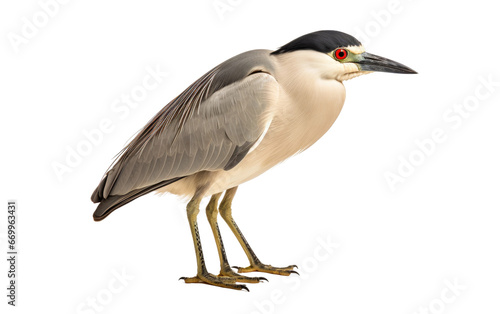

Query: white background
left=1, top=0, right=499, bottom=313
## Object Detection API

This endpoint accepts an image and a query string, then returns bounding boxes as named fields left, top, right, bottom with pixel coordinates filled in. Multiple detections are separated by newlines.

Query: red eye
left=334, top=48, right=348, bottom=60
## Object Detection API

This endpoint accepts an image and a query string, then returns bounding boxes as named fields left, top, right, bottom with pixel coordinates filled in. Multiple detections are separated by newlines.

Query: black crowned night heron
left=91, top=30, right=416, bottom=290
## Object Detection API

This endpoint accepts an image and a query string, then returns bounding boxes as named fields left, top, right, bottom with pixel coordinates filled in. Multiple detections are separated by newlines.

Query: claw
left=290, top=270, right=300, bottom=276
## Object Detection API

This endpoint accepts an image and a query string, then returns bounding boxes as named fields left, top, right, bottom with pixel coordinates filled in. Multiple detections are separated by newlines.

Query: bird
left=91, top=30, right=416, bottom=291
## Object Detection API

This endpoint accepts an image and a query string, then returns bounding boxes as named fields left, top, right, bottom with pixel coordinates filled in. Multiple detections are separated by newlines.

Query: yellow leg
left=206, top=193, right=267, bottom=283
left=180, top=189, right=248, bottom=290
left=219, top=187, right=298, bottom=276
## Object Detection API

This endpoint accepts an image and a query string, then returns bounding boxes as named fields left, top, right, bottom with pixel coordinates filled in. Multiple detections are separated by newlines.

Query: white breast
left=207, top=50, right=347, bottom=194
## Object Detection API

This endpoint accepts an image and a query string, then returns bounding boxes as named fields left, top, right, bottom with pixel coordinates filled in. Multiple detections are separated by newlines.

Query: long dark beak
left=357, top=52, right=417, bottom=74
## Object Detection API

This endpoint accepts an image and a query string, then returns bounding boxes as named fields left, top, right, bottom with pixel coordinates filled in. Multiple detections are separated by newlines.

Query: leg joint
left=206, top=193, right=221, bottom=221
left=219, top=202, right=232, bottom=220
left=206, top=202, right=218, bottom=221
left=186, top=200, right=200, bottom=219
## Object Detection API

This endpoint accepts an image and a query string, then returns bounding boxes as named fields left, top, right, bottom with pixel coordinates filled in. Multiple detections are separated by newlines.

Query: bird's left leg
left=205, top=193, right=267, bottom=283
left=180, top=187, right=248, bottom=290
left=219, top=186, right=298, bottom=276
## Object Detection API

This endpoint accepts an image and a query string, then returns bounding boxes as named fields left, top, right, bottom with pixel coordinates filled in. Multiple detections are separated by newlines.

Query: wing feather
left=91, top=49, right=277, bottom=203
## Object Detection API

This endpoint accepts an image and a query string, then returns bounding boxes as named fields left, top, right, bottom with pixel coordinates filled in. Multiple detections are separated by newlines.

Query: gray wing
left=92, top=49, right=278, bottom=203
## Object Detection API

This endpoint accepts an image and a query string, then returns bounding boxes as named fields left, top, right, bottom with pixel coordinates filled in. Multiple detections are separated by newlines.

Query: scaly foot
left=219, top=264, right=268, bottom=283
left=180, top=271, right=248, bottom=291
left=233, top=261, right=299, bottom=276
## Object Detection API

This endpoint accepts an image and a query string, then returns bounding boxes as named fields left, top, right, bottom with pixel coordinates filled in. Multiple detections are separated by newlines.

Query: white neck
left=268, top=50, right=348, bottom=155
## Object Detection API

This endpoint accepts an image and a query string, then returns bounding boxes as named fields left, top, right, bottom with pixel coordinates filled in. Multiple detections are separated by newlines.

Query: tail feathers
left=92, top=177, right=184, bottom=221
left=91, top=175, right=108, bottom=203
left=91, top=168, right=120, bottom=203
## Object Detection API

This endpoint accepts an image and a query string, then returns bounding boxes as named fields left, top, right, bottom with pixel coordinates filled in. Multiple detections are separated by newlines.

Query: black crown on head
left=271, top=30, right=362, bottom=55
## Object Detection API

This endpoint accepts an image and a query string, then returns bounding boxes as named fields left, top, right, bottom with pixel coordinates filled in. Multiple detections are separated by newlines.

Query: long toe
left=233, top=262, right=300, bottom=276
left=219, top=267, right=267, bottom=283
left=180, top=272, right=249, bottom=291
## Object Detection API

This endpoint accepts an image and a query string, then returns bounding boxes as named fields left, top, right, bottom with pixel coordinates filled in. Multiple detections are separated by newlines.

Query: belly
left=160, top=79, right=346, bottom=197
left=206, top=80, right=346, bottom=195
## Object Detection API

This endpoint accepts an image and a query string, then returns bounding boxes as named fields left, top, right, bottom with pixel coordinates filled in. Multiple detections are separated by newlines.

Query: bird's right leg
left=205, top=193, right=267, bottom=283
left=180, top=188, right=248, bottom=290
left=219, top=186, right=298, bottom=276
